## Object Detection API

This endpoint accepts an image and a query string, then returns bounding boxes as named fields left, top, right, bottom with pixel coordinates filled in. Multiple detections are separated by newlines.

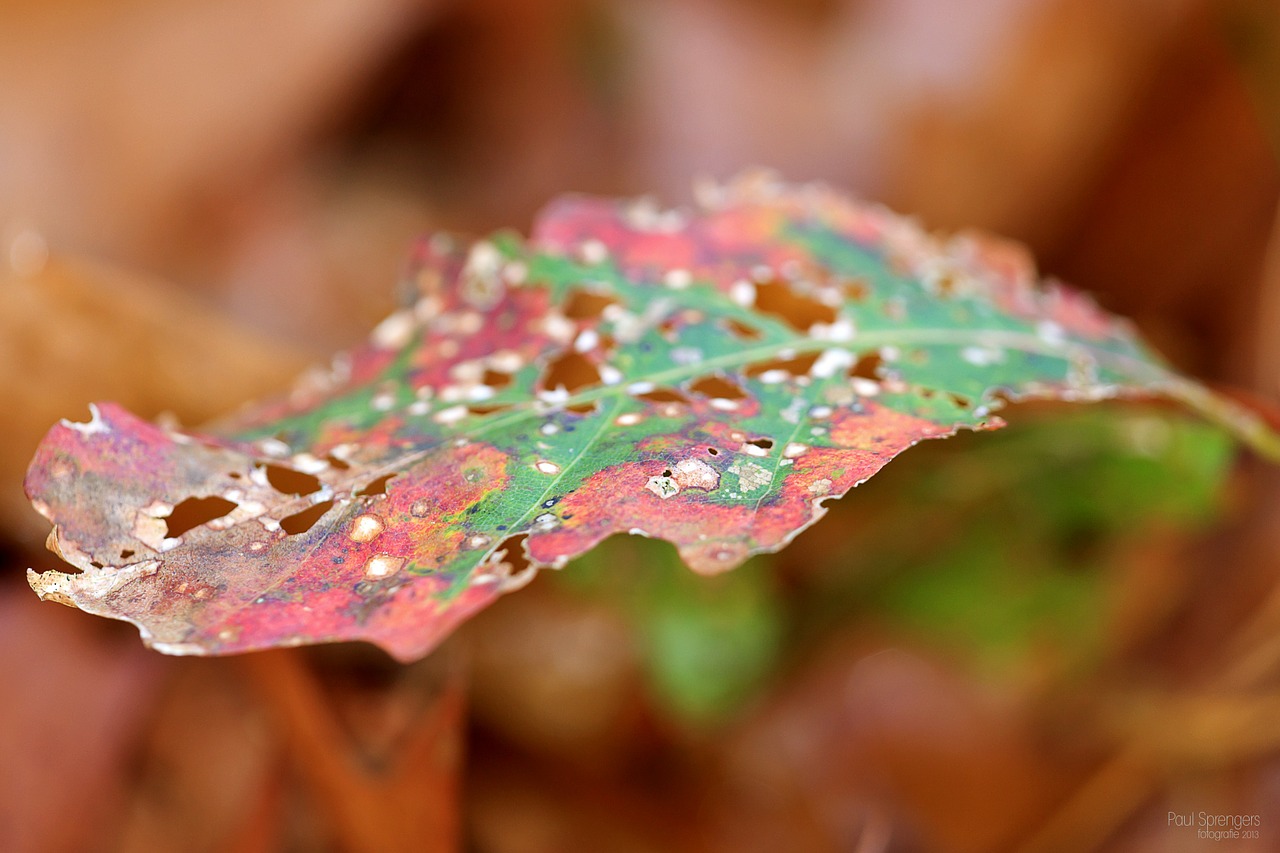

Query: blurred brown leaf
left=1, top=255, right=310, bottom=544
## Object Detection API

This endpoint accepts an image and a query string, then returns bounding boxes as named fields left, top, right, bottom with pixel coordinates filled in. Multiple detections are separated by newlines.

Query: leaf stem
left=1159, top=376, right=1280, bottom=463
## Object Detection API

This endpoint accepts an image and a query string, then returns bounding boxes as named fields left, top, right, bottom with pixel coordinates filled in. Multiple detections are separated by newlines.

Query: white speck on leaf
left=579, top=239, right=609, bottom=264
left=811, top=348, right=854, bottom=379
left=61, top=403, right=110, bottom=436
left=364, top=554, right=404, bottom=579
left=371, top=310, right=416, bottom=350
left=962, top=345, right=1004, bottom=366
left=350, top=515, right=384, bottom=543
left=673, top=458, right=719, bottom=490
left=434, top=405, right=468, bottom=425
left=671, top=347, right=703, bottom=366
left=850, top=378, right=881, bottom=397
left=574, top=329, right=599, bottom=352
left=664, top=269, right=692, bottom=289
left=1037, top=320, right=1066, bottom=345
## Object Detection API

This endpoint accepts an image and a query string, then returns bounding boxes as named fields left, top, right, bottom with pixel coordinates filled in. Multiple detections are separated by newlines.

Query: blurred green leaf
left=560, top=539, right=783, bottom=726
left=862, top=409, right=1233, bottom=677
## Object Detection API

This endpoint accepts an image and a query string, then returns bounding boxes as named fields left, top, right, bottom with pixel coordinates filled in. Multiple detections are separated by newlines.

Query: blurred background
left=4, top=0, right=1280, bottom=850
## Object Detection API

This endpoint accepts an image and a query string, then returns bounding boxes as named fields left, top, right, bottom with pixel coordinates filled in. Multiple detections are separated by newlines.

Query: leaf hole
left=468, top=403, right=513, bottom=416
left=754, top=279, right=837, bottom=331
left=562, top=289, right=617, bottom=320
left=281, top=500, right=335, bottom=535
left=689, top=374, right=746, bottom=400
left=325, top=454, right=352, bottom=470
left=657, top=316, right=681, bottom=341
left=848, top=353, right=883, bottom=380
left=492, top=534, right=530, bottom=575
left=566, top=401, right=600, bottom=415
left=355, top=474, right=396, bottom=496
left=636, top=387, right=689, bottom=404
left=745, top=352, right=819, bottom=378
left=263, top=465, right=322, bottom=496
left=228, top=472, right=243, bottom=480
left=482, top=369, right=513, bottom=389
left=723, top=318, right=763, bottom=340
left=89, top=561, right=104, bottom=569
left=662, top=468, right=673, bottom=477
left=164, top=496, right=239, bottom=538
left=120, top=549, right=135, bottom=560
left=542, top=351, right=601, bottom=394
left=746, top=438, right=774, bottom=450
left=707, top=447, right=719, bottom=455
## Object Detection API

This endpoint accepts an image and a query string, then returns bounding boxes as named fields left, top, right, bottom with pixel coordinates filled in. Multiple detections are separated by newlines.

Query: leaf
left=24, top=171, right=1280, bottom=661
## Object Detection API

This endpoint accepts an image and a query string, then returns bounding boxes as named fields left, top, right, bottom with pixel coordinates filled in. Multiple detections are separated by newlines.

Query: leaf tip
left=27, top=566, right=76, bottom=608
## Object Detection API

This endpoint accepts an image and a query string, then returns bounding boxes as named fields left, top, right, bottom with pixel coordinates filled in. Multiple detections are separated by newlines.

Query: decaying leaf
left=24, top=172, right=1280, bottom=661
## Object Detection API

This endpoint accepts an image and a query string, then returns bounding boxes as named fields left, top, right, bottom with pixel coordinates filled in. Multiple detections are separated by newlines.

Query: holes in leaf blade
left=542, top=351, right=601, bottom=394
left=264, top=465, right=322, bottom=496
left=723, top=318, right=763, bottom=340
left=482, top=369, right=512, bottom=389
left=689, top=375, right=746, bottom=400
left=165, top=496, right=238, bottom=538
left=754, top=280, right=837, bottom=331
left=355, top=474, right=396, bottom=496
left=636, top=387, right=689, bottom=404
left=746, top=438, right=774, bottom=450
left=468, top=403, right=513, bottom=416
left=281, top=500, right=335, bottom=535
left=745, top=352, right=820, bottom=378
left=493, top=534, right=530, bottom=575
left=848, top=353, right=883, bottom=381
left=562, top=289, right=617, bottom=320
